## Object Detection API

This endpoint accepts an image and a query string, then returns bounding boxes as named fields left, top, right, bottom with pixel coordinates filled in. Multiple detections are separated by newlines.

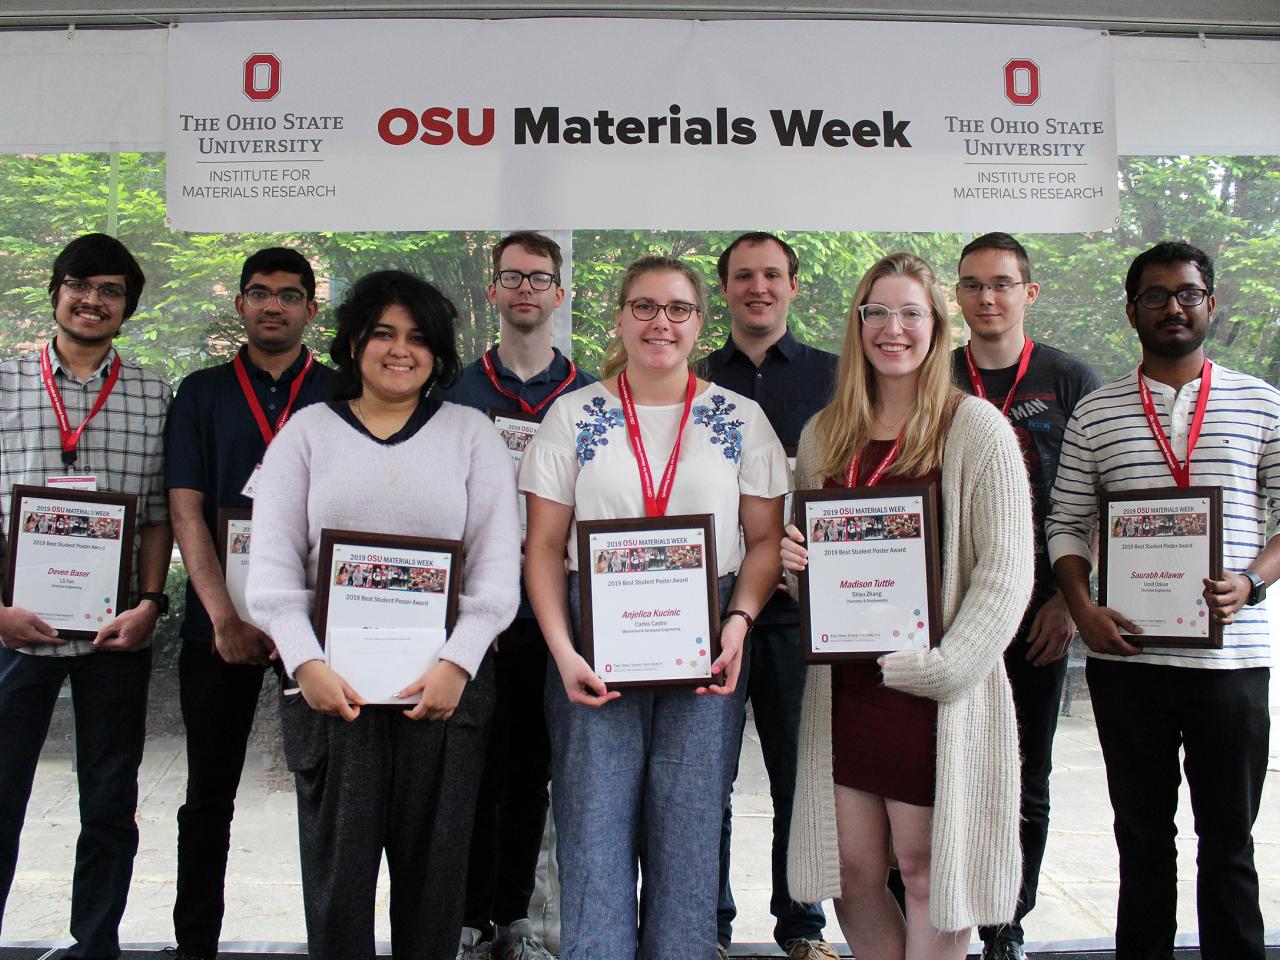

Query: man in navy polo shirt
left=444, top=231, right=595, bottom=960
left=164, top=247, right=334, bottom=960
left=702, top=232, right=839, bottom=960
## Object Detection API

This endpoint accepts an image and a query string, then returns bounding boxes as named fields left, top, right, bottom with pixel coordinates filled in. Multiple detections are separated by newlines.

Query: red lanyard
left=965, top=338, right=1034, bottom=418
left=618, top=369, right=697, bottom=517
left=233, top=349, right=315, bottom=446
left=1137, top=359, right=1212, bottom=488
left=40, top=342, right=121, bottom=466
left=481, top=348, right=577, bottom=416
left=844, top=436, right=902, bottom=488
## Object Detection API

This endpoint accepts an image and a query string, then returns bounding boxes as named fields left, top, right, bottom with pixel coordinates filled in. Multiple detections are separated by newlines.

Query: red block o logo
left=244, top=54, right=281, bottom=101
left=1004, top=58, right=1040, bottom=105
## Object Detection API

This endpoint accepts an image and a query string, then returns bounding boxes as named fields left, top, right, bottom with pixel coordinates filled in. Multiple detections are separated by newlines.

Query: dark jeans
left=0, top=646, right=151, bottom=960
left=717, top=618, right=825, bottom=949
left=173, top=641, right=271, bottom=958
left=1088, top=658, right=1268, bottom=960
left=979, top=630, right=1068, bottom=947
left=462, top=618, right=552, bottom=938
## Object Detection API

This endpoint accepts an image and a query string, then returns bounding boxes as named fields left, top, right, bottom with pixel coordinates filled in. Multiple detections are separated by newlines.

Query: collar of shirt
left=714, top=328, right=801, bottom=367
left=489, top=345, right=572, bottom=387
left=237, top=343, right=311, bottom=384
left=46, top=341, right=119, bottom=384
left=1137, top=366, right=1207, bottom=463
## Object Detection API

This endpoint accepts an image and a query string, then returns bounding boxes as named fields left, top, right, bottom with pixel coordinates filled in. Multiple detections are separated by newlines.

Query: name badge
left=45, top=474, right=98, bottom=491
left=241, top=463, right=263, bottom=499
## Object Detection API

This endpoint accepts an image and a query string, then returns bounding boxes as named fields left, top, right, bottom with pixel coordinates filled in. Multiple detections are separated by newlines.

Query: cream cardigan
left=786, top=396, right=1035, bottom=932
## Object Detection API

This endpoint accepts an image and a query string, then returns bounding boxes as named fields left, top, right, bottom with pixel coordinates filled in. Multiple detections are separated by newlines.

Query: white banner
left=166, top=19, right=1118, bottom=233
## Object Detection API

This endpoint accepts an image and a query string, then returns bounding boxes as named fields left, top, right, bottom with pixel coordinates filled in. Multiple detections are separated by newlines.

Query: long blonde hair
left=600, top=255, right=708, bottom=378
left=812, top=252, right=961, bottom=482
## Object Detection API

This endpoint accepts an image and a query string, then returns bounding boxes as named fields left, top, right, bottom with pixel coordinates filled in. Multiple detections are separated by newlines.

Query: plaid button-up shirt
left=0, top=341, right=171, bottom=656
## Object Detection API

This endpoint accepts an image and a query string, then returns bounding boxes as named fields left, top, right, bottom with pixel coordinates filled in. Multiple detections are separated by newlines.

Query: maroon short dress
left=827, top=438, right=941, bottom=807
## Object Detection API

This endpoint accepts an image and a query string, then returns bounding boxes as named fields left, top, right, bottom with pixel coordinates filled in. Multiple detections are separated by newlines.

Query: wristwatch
left=137, top=591, right=170, bottom=617
left=1243, top=571, right=1267, bottom=606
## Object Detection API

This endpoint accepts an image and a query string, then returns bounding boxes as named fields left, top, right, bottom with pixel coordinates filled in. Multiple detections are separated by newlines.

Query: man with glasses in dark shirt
left=444, top=231, right=595, bottom=960
left=164, top=248, right=334, bottom=960
left=702, top=232, right=839, bottom=960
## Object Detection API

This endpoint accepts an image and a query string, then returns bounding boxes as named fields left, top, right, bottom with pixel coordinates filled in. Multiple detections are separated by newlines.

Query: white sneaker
left=456, top=927, right=492, bottom=960
left=493, top=918, right=555, bottom=960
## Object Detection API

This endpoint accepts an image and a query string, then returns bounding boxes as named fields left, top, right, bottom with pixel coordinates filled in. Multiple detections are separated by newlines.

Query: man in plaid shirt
left=0, top=234, right=172, bottom=960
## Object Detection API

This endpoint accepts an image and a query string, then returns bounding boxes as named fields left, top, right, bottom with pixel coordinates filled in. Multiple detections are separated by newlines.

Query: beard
left=1136, top=319, right=1207, bottom=359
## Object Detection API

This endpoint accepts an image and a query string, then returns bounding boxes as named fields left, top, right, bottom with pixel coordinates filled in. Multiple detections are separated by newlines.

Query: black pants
left=1088, top=658, right=1268, bottom=960
left=286, top=654, right=495, bottom=960
left=978, top=630, right=1068, bottom=947
left=0, top=646, right=151, bottom=960
left=173, top=641, right=270, bottom=958
left=462, top=619, right=552, bottom=938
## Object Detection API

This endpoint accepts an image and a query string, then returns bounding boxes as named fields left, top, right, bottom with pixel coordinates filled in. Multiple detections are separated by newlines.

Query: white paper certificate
left=797, top=485, right=941, bottom=661
left=578, top=515, right=719, bottom=687
left=218, top=510, right=255, bottom=625
left=6, top=487, right=134, bottom=640
left=314, top=531, right=461, bottom=704
left=1099, top=487, right=1222, bottom=648
left=489, top=409, right=540, bottom=539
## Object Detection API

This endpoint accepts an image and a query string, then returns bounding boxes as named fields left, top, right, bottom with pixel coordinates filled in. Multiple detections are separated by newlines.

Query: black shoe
left=163, top=948, right=211, bottom=960
left=981, top=939, right=1026, bottom=960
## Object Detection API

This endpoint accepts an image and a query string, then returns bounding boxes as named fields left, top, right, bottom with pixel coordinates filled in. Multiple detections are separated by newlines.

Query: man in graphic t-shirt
left=951, top=232, right=1102, bottom=960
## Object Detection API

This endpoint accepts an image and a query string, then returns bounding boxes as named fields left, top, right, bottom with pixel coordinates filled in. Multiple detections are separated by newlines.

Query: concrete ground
left=3, top=662, right=1279, bottom=955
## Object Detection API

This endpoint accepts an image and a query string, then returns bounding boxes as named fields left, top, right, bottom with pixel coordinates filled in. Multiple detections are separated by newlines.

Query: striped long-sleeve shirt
left=1046, top=363, right=1280, bottom=669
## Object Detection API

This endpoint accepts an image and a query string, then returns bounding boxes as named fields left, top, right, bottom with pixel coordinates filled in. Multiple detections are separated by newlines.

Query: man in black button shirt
left=164, top=247, right=334, bottom=960
left=952, top=232, right=1101, bottom=960
left=702, top=232, right=839, bottom=960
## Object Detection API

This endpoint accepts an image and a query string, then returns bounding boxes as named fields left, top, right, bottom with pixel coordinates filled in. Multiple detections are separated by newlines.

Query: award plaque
left=576, top=514, right=720, bottom=688
left=313, top=530, right=462, bottom=704
left=5, top=485, right=137, bottom=640
left=488, top=407, right=542, bottom=538
left=1098, top=486, right=1223, bottom=648
left=216, top=507, right=255, bottom=625
left=795, top=484, right=942, bottom=662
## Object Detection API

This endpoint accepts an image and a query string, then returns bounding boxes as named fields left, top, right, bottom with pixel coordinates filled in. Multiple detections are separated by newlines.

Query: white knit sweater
left=787, top=396, right=1034, bottom=932
left=246, top=402, right=521, bottom=679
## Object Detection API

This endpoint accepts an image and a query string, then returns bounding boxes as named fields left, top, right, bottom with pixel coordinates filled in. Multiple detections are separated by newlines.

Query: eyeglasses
left=956, top=280, right=1030, bottom=297
left=62, top=278, right=126, bottom=303
left=494, top=270, right=559, bottom=291
left=858, top=303, right=932, bottom=330
left=1131, top=287, right=1210, bottom=310
left=242, top=287, right=307, bottom=308
left=625, top=299, right=699, bottom=323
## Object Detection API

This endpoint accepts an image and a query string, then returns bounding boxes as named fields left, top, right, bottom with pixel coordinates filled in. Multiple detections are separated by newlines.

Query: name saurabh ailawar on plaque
left=4, top=485, right=137, bottom=640
left=794, top=484, right=942, bottom=662
left=1098, top=487, right=1223, bottom=648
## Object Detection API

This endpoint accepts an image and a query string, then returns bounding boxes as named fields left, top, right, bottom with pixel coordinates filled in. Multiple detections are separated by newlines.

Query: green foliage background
left=2, top=152, right=1278, bottom=387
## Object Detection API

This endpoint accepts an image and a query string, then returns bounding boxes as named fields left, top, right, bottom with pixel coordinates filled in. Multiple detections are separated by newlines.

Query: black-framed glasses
left=858, top=303, right=931, bottom=330
left=243, top=287, right=307, bottom=308
left=625, top=299, right=699, bottom=323
left=62, top=278, right=126, bottom=303
left=956, top=280, right=1030, bottom=297
left=495, top=270, right=559, bottom=291
left=1132, top=287, right=1210, bottom=310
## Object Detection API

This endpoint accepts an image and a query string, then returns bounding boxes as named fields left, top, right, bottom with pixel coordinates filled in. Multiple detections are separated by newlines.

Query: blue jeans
left=548, top=575, right=744, bottom=960
left=0, top=646, right=152, bottom=960
left=718, top=617, right=826, bottom=948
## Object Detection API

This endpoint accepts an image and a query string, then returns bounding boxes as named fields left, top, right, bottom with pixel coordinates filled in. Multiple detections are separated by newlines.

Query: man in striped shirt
left=1047, top=241, right=1280, bottom=960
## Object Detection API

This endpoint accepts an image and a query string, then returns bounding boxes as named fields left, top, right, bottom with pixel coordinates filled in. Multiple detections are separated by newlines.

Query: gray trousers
left=280, top=654, right=496, bottom=960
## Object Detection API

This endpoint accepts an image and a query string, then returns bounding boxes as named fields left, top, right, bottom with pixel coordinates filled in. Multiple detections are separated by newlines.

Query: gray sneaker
left=493, top=918, right=555, bottom=960
left=456, top=926, right=492, bottom=960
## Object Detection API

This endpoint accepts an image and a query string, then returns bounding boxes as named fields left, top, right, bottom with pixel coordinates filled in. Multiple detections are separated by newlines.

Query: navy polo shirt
left=443, top=346, right=597, bottom=619
left=166, top=346, right=335, bottom=643
left=701, top=329, right=839, bottom=623
left=442, top=346, right=597, bottom=415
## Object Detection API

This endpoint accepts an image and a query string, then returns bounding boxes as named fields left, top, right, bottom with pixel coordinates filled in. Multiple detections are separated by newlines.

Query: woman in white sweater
left=781, top=253, right=1033, bottom=959
left=247, top=271, right=519, bottom=960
